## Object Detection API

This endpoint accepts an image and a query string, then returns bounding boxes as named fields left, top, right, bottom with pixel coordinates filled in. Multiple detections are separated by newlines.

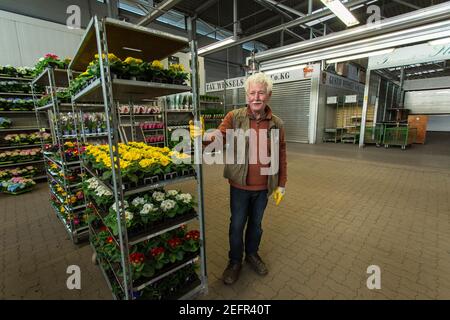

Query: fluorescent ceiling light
left=264, top=65, right=307, bottom=75
left=320, top=0, right=360, bottom=27
left=428, top=37, right=450, bottom=45
left=198, top=37, right=236, bottom=55
left=123, top=47, right=143, bottom=52
left=326, top=48, right=395, bottom=64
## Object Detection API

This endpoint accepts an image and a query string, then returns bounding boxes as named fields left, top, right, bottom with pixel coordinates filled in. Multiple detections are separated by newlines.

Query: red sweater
left=218, top=106, right=287, bottom=191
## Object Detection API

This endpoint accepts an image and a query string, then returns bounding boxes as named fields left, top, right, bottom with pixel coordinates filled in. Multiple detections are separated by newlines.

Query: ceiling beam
left=392, top=0, right=422, bottom=11
left=136, top=0, right=182, bottom=26
left=285, top=28, right=306, bottom=41
left=254, top=0, right=294, bottom=21
left=194, top=0, right=219, bottom=16
left=198, top=0, right=375, bottom=56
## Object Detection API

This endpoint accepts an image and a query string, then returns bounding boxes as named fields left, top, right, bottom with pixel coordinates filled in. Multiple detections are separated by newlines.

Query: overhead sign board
left=369, top=43, right=450, bottom=70
left=205, top=64, right=320, bottom=92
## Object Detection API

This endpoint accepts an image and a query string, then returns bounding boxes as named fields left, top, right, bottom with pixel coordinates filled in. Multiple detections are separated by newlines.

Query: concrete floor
left=1, top=136, right=450, bottom=299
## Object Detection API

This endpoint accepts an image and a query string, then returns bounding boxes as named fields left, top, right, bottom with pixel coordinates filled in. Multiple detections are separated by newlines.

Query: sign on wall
left=321, top=72, right=365, bottom=95
left=205, top=64, right=320, bottom=93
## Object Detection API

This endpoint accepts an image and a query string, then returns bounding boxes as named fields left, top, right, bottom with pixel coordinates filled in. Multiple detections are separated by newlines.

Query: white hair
left=244, top=72, right=273, bottom=94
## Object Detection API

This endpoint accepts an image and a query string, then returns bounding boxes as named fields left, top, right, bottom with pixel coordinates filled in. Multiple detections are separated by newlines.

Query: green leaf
left=128, top=173, right=139, bottom=184
left=102, top=170, right=112, bottom=181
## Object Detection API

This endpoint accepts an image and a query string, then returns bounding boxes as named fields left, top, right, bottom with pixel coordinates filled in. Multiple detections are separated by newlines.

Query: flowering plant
left=84, top=142, right=193, bottom=186
left=0, top=117, right=12, bottom=128
left=83, top=177, right=113, bottom=210
left=0, top=166, right=37, bottom=180
left=123, top=57, right=144, bottom=77
left=33, top=53, right=67, bottom=76
left=166, top=63, right=189, bottom=85
left=1, top=176, right=36, bottom=194
left=183, top=230, right=200, bottom=252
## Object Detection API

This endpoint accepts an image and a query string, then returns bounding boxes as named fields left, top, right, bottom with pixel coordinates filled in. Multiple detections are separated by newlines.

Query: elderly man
left=212, top=72, right=287, bottom=285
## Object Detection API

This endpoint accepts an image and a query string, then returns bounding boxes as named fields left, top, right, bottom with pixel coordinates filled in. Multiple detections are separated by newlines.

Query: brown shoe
left=222, top=261, right=242, bottom=285
left=245, top=253, right=268, bottom=275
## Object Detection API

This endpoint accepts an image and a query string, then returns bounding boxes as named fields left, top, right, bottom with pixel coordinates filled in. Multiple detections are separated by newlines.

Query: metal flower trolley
left=68, top=17, right=207, bottom=300
left=32, top=67, right=89, bottom=244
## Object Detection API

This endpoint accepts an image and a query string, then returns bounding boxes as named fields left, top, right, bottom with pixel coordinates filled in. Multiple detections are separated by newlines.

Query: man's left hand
left=273, top=187, right=285, bottom=206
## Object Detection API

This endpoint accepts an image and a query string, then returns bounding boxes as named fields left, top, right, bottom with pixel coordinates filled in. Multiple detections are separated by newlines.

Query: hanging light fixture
left=197, top=36, right=237, bottom=56
left=320, top=0, right=360, bottom=27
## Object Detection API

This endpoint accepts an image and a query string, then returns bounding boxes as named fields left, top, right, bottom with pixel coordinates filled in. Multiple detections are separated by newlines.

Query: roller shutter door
left=270, top=80, right=311, bottom=143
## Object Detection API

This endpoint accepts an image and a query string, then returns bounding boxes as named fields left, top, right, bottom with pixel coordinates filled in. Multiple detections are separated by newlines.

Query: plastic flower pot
left=143, top=175, right=159, bottom=185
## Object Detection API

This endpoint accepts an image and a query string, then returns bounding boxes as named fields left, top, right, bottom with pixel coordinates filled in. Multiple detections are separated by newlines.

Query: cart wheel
left=401, top=146, right=406, bottom=150
left=384, top=144, right=388, bottom=148
left=376, top=144, right=380, bottom=148
left=91, top=252, right=98, bottom=265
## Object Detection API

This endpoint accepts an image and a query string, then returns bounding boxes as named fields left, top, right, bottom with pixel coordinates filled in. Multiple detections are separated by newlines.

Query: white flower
left=110, top=200, right=129, bottom=212
left=125, top=211, right=134, bottom=221
left=39, top=57, right=44, bottom=62
left=160, top=199, right=176, bottom=212
left=95, top=185, right=112, bottom=197
left=140, top=203, right=157, bottom=216
left=87, top=177, right=99, bottom=189
left=152, top=191, right=165, bottom=202
left=176, top=193, right=192, bottom=204
left=132, top=197, right=145, bottom=207
left=166, top=190, right=178, bottom=197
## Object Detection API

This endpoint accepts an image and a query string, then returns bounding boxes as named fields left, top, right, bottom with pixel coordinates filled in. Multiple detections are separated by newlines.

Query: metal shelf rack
left=68, top=16, right=207, bottom=300
left=31, top=67, right=89, bottom=244
left=0, top=73, right=48, bottom=181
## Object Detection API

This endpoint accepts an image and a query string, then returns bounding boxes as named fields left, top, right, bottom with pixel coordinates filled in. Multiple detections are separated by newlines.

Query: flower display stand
left=69, top=16, right=207, bottom=300
left=32, top=67, right=89, bottom=244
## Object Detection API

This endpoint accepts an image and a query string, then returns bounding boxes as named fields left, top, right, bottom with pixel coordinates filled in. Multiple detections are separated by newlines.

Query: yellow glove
left=273, top=187, right=285, bottom=206
left=189, top=117, right=204, bottom=139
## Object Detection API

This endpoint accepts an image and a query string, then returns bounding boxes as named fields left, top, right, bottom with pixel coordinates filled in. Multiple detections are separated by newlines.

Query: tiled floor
left=1, top=142, right=450, bottom=299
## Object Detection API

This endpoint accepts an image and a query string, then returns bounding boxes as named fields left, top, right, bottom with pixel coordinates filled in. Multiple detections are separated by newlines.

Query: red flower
left=73, top=218, right=80, bottom=225
left=44, top=53, right=59, bottom=60
left=129, top=252, right=145, bottom=265
left=106, top=236, right=114, bottom=244
left=185, top=230, right=200, bottom=241
left=99, top=225, right=108, bottom=232
left=167, top=237, right=183, bottom=249
left=150, top=247, right=165, bottom=257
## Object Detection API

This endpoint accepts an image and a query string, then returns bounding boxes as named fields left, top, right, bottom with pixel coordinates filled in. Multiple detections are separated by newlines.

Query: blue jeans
left=228, top=186, right=268, bottom=264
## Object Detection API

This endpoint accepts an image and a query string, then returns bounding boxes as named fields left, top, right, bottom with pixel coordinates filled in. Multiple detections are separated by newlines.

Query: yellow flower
left=169, top=63, right=185, bottom=72
left=124, top=57, right=143, bottom=64
left=139, top=159, right=153, bottom=168
left=119, top=159, right=130, bottom=169
left=151, top=60, right=164, bottom=70
left=64, top=141, right=74, bottom=148
left=160, top=156, right=171, bottom=167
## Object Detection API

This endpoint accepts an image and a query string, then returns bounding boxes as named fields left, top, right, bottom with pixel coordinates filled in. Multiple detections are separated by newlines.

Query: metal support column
left=187, top=16, right=208, bottom=296
left=94, top=17, right=132, bottom=300
left=359, top=69, right=372, bottom=147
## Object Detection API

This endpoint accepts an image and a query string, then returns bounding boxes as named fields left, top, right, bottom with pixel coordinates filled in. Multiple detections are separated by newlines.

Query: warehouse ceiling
left=120, top=0, right=450, bottom=52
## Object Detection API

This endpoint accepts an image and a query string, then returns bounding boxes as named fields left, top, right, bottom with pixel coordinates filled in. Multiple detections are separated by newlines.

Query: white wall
left=0, top=10, right=205, bottom=92
left=428, top=115, right=450, bottom=132
left=404, top=89, right=450, bottom=114
left=0, top=10, right=83, bottom=67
